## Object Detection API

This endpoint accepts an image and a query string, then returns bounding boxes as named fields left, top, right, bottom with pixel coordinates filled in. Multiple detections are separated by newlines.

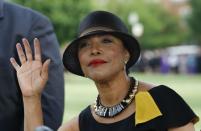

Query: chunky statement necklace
left=93, top=77, right=138, bottom=118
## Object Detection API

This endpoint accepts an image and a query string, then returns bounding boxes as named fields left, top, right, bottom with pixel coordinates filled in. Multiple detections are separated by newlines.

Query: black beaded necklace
left=93, top=77, right=138, bottom=118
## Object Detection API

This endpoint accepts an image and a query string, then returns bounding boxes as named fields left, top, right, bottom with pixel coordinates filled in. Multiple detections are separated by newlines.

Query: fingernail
left=22, top=38, right=26, bottom=41
left=10, top=57, right=14, bottom=62
left=48, top=59, right=51, bottom=63
left=16, top=43, right=21, bottom=47
left=34, top=38, right=38, bottom=42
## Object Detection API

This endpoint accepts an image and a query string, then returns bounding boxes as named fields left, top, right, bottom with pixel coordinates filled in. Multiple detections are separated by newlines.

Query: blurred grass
left=63, top=72, right=201, bottom=130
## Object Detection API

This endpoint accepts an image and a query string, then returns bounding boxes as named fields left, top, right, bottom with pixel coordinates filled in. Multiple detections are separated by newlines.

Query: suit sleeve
left=150, top=85, right=199, bottom=128
left=27, top=14, right=64, bottom=130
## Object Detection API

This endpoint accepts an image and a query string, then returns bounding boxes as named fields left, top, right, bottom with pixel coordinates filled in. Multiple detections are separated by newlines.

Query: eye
left=102, top=38, right=113, bottom=44
left=78, top=41, right=88, bottom=49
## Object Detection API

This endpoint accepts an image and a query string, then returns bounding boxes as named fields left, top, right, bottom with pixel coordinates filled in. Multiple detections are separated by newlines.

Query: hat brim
left=63, top=30, right=140, bottom=76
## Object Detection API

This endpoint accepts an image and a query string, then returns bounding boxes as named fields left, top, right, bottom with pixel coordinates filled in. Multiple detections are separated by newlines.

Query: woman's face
left=78, top=34, right=129, bottom=81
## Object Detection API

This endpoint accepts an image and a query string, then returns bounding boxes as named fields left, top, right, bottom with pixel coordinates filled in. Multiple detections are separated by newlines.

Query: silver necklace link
left=94, top=77, right=138, bottom=118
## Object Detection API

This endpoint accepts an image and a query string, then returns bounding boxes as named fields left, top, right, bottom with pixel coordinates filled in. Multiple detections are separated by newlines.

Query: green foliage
left=11, top=0, right=187, bottom=48
left=188, top=0, right=201, bottom=44
left=92, top=0, right=187, bottom=49
left=12, top=0, right=92, bottom=44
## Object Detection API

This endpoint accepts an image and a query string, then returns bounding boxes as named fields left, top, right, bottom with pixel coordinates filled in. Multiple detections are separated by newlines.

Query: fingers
left=22, top=38, right=33, bottom=61
left=10, top=57, right=20, bottom=71
left=11, top=38, right=43, bottom=70
left=16, top=43, right=26, bottom=64
left=34, top=38, right=42, bottom=61
left=41, top=59, right=51, bottom=81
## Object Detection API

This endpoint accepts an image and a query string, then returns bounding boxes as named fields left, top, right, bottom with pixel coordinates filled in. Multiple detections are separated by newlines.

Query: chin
left=88, top=71, right=110, bottom=82
left=88, top=70, right=119, bottom=83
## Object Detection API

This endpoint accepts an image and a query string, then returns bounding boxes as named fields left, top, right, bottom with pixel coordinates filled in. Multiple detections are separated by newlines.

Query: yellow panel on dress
left=135, top=91, right=162, bottom=125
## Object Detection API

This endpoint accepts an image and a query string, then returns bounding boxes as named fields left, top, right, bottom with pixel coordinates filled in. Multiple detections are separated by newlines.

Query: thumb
left=41, top=59, right=51, bottom=81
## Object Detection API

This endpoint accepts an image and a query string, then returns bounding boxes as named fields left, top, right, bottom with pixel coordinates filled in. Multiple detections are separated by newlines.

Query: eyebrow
left=79, top=34, right=114, bottom=44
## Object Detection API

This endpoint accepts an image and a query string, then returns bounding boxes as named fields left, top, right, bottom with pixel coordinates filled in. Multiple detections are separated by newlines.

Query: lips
left=88, top=59, right=107, bottom=67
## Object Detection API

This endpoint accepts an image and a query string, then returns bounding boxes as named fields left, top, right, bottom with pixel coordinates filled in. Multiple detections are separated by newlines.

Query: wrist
left=23, top=95, right=42, bottom=107
left=23, top=93, right=41, bottom=100
left=23, top=95, right=44, bottom=131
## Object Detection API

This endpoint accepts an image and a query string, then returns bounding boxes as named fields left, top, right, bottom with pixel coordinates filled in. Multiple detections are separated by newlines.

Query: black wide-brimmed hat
left=63, top=11, right=141, bottom=76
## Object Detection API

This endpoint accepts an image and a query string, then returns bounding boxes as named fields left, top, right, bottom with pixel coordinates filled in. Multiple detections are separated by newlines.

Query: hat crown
left=78, top=11, right=129, bottom=36
left=63, top=11, right=140, bottom=76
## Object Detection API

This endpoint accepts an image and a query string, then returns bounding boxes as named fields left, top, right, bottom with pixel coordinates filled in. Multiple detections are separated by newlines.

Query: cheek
left=108, top=50, right=124, bottom=62
left=108, top=49, right=125, bottom=65
left=78, top=52, right=88, bottom=72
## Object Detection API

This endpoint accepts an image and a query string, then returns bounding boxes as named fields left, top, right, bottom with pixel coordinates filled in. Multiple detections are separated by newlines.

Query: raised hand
left=10, top=38, right=50, bottom=97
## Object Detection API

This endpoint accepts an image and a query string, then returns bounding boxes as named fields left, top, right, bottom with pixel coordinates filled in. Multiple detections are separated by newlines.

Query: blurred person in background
left=0, top=1, right=64, bottom=130
left=11, top=11, right=199, bottom=131
left=196, top=49, right=201, bottom=73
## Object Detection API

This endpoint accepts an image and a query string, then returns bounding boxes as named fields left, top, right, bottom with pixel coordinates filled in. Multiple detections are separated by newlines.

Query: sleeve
left=149, top=85, right=199, bottom=128
left=27, top=13, right=64, bottom=130
left=35, top=126, right=53, bottom=131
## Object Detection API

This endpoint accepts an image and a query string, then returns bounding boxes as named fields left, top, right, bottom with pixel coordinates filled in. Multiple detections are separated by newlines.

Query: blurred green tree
left=92, top=0, right=187, bottom=49
left=188, top=0, right=201, bottom=44
left=12, top=0, right=91, bottom=45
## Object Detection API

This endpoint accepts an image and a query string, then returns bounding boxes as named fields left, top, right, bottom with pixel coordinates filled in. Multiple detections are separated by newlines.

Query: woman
left=10, top=11, right=198, bottom=131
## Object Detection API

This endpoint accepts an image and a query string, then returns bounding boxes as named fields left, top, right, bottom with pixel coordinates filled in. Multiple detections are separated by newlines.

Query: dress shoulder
left=149, top=85, right=199, bottom=128
left=79, top=106, right=91, bottom=131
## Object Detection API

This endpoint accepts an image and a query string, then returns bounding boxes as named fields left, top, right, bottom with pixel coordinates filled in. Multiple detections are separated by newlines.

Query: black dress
left=79, top=85, right=199, bottom=131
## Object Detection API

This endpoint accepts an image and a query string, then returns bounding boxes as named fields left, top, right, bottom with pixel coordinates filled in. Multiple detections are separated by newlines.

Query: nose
left=90, top=41, right=101, bottom=56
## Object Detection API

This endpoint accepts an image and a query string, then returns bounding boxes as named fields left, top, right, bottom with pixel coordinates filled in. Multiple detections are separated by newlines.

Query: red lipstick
left=88, top=59, right=107, bottom=67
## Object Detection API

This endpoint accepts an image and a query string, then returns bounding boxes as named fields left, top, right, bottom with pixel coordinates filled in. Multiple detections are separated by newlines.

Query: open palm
left=10, top=38, right=50, bottom=97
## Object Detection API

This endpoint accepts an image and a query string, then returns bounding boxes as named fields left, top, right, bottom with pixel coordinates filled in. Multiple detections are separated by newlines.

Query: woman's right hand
left=10, top=38, right=50, bottom=98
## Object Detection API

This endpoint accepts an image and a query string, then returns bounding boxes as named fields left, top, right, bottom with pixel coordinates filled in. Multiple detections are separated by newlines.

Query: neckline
left=88, top=105, right=135, bottom=126
left=88, top=85, right=165, bottom=125
left=94, top=77, right=138, bottom=118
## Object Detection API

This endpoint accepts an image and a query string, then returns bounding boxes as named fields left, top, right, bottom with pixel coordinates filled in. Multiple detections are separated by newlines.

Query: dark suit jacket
left=0, top=1, right=64, bottom=130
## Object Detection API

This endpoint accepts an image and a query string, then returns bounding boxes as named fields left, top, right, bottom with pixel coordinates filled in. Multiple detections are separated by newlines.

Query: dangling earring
left=124, top=60, right=128, bottom=70
left=84, top=73, right=88, bottom=78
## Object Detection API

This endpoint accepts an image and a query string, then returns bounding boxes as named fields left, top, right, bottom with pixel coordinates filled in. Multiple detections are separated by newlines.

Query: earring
left=84, top=73, right=88, bottom=78
left=123, top=60, right=127, bottom=71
